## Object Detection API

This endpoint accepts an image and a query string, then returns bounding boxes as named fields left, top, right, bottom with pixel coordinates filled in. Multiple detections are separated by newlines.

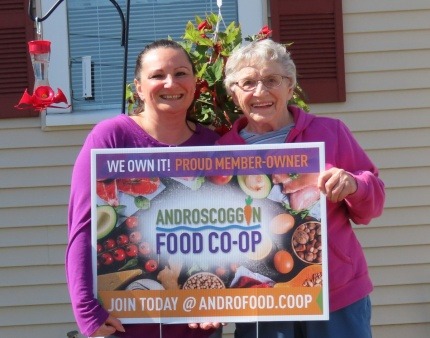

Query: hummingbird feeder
left=16, top=38, right=69, bottom=112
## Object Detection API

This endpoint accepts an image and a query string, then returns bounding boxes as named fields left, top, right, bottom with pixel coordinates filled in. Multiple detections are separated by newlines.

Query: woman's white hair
left=224, top=39, right=297, bottom=95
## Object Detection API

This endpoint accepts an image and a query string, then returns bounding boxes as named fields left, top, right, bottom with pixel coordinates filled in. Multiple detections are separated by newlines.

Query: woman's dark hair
left=134, top=39, right=196, bottom=81
left=132, top=39, right=198, bottom=119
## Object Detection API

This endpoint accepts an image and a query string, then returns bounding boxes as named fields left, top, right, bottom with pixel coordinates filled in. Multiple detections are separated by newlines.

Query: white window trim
left=41, top=0, right=266, bottom=130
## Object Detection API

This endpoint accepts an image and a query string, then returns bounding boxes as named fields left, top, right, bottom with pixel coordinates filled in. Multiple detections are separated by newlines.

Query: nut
left=302, top=272, right=323, bottom=287
left=292, top=221, right=322, bottom=264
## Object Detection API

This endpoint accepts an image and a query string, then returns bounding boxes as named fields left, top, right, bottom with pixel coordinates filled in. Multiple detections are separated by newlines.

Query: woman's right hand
left=90, top=314, right=125, bottom=337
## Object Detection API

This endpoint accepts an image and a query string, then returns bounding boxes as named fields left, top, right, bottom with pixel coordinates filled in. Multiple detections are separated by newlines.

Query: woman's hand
left=90, top=314, right=125, bottom=337
left=318, top=167, right=357, bottom=203
left=188, top=322, right=225, bottom=330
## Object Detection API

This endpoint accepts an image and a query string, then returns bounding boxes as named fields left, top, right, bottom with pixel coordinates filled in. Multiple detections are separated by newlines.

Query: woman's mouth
left=252, top=102, right=273, bottom=108
left=160, top=94, right=183, bottom=100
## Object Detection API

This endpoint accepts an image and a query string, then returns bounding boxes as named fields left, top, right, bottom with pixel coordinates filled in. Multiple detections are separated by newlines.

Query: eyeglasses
left=234, top=74, right=289, bottom=91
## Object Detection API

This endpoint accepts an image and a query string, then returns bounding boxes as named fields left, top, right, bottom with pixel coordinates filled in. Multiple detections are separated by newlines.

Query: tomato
left=116, top=234, right=129, bottom=246
left=207, top=175, right=233, bottom=185
left=125, top=244, right=138, bottom=258
left=100, top=252, right=114, bottom=265
left=144, top=259, right=158, bottom=272
left=273, top=250, right=294, bottom=274
left=112, top=248, right=126, bottom=261
left=117, top=178, right=160, bottom=196
left=129, top=231, right=142, bottom=244
left=125, top=216, right=138, bottom=229
left=103, top=238, right=116, bottom=250
left=138, top=242, right=151, bottom=256
left=96, top=243, right=103, bottom=254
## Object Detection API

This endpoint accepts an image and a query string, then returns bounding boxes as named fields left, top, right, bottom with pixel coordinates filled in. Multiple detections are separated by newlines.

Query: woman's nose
left=164, top=75, right=174, bottom=86
left=254, top=81, right=267, bottom=95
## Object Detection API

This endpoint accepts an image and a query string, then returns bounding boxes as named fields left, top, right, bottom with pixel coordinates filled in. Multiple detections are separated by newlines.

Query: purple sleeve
left=66, top=130, right=111, bottom=336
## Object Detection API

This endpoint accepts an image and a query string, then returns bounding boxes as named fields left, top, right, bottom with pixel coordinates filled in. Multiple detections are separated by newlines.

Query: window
left=67, top=0, right=238, bottom=112
left=32, top=0, right=267, bottom=130
left=269, top=0, right=346, bottom=103
left=0, top=0, right=36, bottom=118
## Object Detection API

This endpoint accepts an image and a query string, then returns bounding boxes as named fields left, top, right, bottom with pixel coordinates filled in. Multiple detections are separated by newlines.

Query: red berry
left=96, top=243, right=103, bottom=254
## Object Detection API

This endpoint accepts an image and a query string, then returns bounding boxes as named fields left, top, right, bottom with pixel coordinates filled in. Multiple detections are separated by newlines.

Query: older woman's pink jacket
left=216, top=106, right=385, bottom=312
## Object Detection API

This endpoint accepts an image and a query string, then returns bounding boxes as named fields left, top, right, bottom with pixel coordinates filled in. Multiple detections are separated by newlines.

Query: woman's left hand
left=318, top=167, right=357, bottom=203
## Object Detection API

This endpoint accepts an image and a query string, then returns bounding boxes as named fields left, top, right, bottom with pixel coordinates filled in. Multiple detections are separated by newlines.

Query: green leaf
left=205, top=57, right=224, bottom=85
left=118, top=258, right=138, bottom=271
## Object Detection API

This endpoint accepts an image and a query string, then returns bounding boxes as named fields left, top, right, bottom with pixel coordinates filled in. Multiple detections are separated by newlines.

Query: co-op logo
left=156, top=229, right=262, bottom=255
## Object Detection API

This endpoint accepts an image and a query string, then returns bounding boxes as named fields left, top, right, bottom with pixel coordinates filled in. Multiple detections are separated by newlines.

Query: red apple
left=207, top=175, right=233, bottom=185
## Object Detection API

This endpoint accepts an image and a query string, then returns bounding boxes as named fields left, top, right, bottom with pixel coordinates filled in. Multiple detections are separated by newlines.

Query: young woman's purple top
left=66, top=114, right=220, bottom=337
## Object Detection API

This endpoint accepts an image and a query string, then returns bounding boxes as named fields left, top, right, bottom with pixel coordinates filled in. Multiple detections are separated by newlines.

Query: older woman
left=216, top=39, right=385, bottom=338
left=66, top=39, right=221, bottom=338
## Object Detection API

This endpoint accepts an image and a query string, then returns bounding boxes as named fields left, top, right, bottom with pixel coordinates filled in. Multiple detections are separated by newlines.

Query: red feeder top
left=28, top=40, right=51, bottom=54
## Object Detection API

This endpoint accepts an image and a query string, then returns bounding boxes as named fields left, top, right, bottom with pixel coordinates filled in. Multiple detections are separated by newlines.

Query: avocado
left=237, top=174, right=271, bottom=199
left=97, top=205, right=117, bottom=239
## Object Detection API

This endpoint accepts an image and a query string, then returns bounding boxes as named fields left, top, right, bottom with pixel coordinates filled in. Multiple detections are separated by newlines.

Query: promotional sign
left=91, top=143, right=328, bottom=324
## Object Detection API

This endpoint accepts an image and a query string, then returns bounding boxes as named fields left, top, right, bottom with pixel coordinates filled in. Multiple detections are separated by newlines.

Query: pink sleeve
left=335, top=121, right=385, bottom=225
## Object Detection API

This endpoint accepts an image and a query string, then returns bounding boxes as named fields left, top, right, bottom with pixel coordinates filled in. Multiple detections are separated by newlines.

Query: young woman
left=66, top=39, right=220, bottom=338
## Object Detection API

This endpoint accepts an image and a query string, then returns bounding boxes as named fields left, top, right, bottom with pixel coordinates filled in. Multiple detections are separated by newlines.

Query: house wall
left=0, top=0, right=429, bottom=337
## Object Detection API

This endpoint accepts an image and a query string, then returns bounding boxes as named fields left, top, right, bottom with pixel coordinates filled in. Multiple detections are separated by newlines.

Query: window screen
left=67, top=0, right=238, bottom=111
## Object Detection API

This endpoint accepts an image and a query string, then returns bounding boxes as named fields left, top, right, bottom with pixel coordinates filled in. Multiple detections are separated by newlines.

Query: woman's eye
left=242, top=80, right=255, bottom=87
left=150, top=74, right=164, bottom=80
left=266, top=78, right=277, bottom=85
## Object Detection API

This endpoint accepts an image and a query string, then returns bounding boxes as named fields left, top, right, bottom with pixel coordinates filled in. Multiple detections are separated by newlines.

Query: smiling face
left=134, top=47, right=196, bottom=118
left=231, top=60, right=294, bottom=133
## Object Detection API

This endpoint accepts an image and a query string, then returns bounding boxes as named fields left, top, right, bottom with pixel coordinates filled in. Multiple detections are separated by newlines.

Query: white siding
left=0, top=1, right=429, bottom=337
left=310, top=1, right=430, bottom=337
left=0, top=118, right=87, bottom=337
